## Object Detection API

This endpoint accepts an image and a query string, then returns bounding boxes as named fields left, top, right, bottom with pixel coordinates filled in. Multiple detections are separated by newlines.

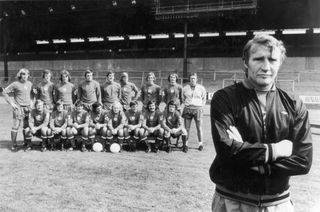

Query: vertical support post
left=183, top=21, right=188, bottom=82
left=2, top=21, right=9, bottom=82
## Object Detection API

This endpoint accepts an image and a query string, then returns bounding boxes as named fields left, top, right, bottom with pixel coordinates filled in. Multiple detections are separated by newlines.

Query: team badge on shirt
left=36, top=115, right=42, bottom=121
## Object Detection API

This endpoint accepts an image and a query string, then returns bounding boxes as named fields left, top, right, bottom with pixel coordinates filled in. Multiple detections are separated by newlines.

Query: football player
left=124, top=101, right=144, bottom=151
left=140, top=72, right=161, bottom=111
left=54, top=70, right=77, bottom=112
left=101, top=71, right=121, bottom=111
left=106, top=101, right=126, bottom=152
left=88, top=102, right=108, bottom=151
left=24, top=99, right=50, bottom=151
left=141, top=100, right=164, bottom=153
left=2, top=68, right=35, bottom=151
left=162, top=101, right=188, bottom=153
left=47, top=100, right=68, bottom=151
left=67, top=101, right=90, bottom=151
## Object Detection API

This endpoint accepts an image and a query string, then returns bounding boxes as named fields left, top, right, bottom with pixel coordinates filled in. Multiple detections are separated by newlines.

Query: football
left=92, top=142, right=103, bottom=152
left=110, top=143, right=121, bottom=153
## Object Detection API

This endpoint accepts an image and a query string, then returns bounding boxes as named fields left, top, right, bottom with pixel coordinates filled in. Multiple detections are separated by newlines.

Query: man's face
left=246, top=44, right=282, bottom=90
left=95, top=105, right=102, bottom=114
left=112, top=105, right=121, bottom=113
left=44, top=73, right=51, bottom=82
left=36, top=102, right=44, bottom=112
left=168, top=104, right=176, bottom=113
left=130, top=104, right=137, bottom=112
left=189, top=75, right=197, bottom=86
left=61, top=74, right=69, bottom=83
left=147, top=75, right=154, bottom=85
left=148, top=103, right=156, bottom=112
left=85, top=73, right=93, bottom=81
left=76, top=104, right=83, bottom=112
left=169, top=75, right=177, bottom=85
left=107, top=73, right=114, bottom=82
left=56, top=104, right=63, bottom=112
left=20, top=72, right=28, bottom=82
left=121, top=75, right=128, bottom=83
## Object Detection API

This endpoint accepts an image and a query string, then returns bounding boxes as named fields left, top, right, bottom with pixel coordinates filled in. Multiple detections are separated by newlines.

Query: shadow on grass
left=0, top=140, right=10, bottom=149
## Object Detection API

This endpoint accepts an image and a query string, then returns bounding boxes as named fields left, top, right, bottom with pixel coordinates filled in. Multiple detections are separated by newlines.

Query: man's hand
left=273, top=139, right=293, bottom=159
left=31, top=127, right=37, bottom=134
left=11, top=102, right=19, bottom=110
left=227, top=126, right=243, bottom=143
left=148, top=127, right=154, bottom=134
left=112, top=129, right=117, bottom=135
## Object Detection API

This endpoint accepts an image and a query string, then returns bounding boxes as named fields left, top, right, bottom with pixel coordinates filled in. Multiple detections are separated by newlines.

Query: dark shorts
left=182, top=107, right=203, bottom=121
left=63, top=104, right=74, bottom=113
left=81, top=102, right=93, bottom=112
left=33, top=129, right=43, bottom=138
left=13, top=105, right=30, bottom=120
left=13, top=105, right=30, bottom=128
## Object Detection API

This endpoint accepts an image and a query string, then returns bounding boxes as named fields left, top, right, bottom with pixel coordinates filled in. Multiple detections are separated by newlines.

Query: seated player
left=141, top=100, right=164, bottom=153
left=124, top=101, right=144, bottom=151
left=88, top=102, right=108, bottom=150
left=67, top=101, right=90, bottom=151
left=106, top=101, right=126, bottom=152
left=47, top=100, right=68, bottom=151
left=162, top=101, right=188, bottom=153
left=24, top=99, right=50, bottom=152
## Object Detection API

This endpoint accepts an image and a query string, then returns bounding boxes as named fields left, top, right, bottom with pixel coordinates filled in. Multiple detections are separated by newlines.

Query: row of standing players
left=2, top=68, right=207, bottom=153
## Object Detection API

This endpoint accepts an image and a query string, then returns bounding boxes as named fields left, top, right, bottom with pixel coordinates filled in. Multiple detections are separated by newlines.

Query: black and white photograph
left=0, top=0, right=319, bottom=211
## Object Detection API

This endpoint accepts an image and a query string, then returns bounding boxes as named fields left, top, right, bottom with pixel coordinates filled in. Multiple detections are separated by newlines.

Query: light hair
left=242, top=34, right=287, bottom=64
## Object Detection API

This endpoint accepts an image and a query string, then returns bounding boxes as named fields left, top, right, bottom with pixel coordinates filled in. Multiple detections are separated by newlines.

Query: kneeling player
left=89, top=102, right=108, bottom=150
left=142, top=101, right=164, bottom=153
left=162, top=101, right=188, bottom=153
left=124, top=101, right=144, bottom=151
left=24, top=100, right=50, bottom=151
left=67, top=101, right=89, bottom=151
left=106, top=101, right=126, bottom=151
left=47, top=100, right=68, bottom=151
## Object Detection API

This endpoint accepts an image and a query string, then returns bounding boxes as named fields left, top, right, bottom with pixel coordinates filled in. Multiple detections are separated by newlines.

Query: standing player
left=124, top=101, right=144, bottom=151
left=2, top=68, right=35, bottom=151
left=141, top=101, right=164, bottom=153
left=210, top=34, right=312, bottom=212
left=67, top=101, right=90, bottom=151
left=163, top=73, right=183, bottom=112
left=88, top=102, right=108, bottom=150
left=182, top=72, right=206, bottom=151
left=47, top=100, right=68, bottom=151
left=119, top=72, right=140, bottom=111
left=101, top=71, right=121, bottom=111
left=77, top=69, right=101, bottom=112
left=141, top=72, right=161, bottom=111
left=54, top=70, right=77, bottom=112
left=34, top=69, right=55, bottom=112
left=24, top=99, right=50, bottom=151
left=162, top=101, right=188, bottom=153
left=106, top=101, right=126, bottom=152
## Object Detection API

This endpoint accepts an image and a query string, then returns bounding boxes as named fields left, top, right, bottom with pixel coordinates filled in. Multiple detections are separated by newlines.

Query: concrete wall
left=0, top=57, right=319, bottom=78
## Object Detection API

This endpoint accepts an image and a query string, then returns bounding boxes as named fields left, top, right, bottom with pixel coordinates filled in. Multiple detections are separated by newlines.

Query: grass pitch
left=0, top=104, right=319, bottom=212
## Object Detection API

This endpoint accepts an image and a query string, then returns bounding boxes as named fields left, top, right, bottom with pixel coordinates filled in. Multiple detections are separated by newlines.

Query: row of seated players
left=24, top=99, right=189, bottom=153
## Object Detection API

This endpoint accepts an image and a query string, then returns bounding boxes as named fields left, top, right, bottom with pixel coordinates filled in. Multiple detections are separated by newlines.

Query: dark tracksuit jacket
left=210, top=82, right=312, bottom=206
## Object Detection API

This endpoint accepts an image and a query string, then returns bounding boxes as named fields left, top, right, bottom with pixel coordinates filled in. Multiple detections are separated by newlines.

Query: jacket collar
left=242, top=78, right=276, bottom=92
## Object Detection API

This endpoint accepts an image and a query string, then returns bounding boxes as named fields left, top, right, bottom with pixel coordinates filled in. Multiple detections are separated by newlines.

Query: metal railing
left=222, top=78, right=295, bottom=92
left=154, top=0, right=257, bottom=15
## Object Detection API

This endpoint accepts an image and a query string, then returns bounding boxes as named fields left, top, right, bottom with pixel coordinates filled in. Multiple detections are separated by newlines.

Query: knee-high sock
left=11, top=130, right=18, bottom=146
left=182, top=135, right=188, bottom=147
left=164, top=137, right=170, bottom=147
